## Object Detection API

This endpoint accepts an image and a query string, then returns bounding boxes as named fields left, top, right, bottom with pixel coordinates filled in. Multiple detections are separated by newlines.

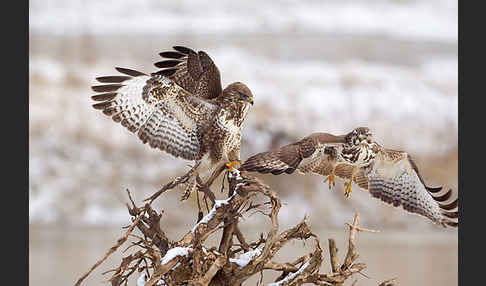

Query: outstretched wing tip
left=430, top=187, right=453, bottom=202
left=425, top=185, right=444, bottom=193
left=367, top=150, right=459, bottom=229
left=154, top=59, right=182, bottom=69
left=172, top=45, right=194, bottom=53
left=91, top=84, right=123, bottom=93
left=158, top=51, right=185, bottom=59
left=114, top=67, right=147, bottom=77
left=91, top=92, right=117, bottom=102
left=155, top=45, right=222, bottom=99
left=438, top=197, right=459, bottom=211
left=95, top=75, right=131, bottom=83
left=445, top=221, right=458, bottom=228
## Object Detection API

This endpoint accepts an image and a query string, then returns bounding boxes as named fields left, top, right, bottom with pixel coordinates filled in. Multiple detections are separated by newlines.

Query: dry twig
left=75, top=170, right=389, bottom=286
left=74, top=206, right=142, bottom=286
left=379, top=277, right=398, bottom=286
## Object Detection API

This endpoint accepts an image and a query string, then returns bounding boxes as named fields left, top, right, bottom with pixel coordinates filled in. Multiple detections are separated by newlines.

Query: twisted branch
left=75, top=170, right=390, bottom=286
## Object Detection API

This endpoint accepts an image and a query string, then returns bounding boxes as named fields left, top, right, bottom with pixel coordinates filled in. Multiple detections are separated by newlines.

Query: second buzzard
left=240, top=127, right=458, bottom=228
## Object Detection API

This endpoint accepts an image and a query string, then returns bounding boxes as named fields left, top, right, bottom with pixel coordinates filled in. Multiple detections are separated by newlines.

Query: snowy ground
left=29, top=0, right=457, bottom=230
left=30, top=0, right=457, bottom=41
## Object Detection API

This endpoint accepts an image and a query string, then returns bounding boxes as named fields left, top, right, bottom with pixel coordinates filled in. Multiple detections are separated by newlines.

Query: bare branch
left=379, top=277, right=398, bottom=286
left=75, top=171, right=387, bottom=286
left=328, top=239, right=341, bottom=274
left=73, top=215, right=142, bottom=286
left=144, top=162, right=201, bottom=204
left=189, top=256, right=227, bottom=286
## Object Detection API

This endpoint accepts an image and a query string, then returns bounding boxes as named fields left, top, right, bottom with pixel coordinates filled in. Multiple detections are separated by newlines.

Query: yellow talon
left=323, top=172, right=336, bottom=190
left=344, top=180, right=353, bottom=198
left=225, top=161, right=240, bottom=172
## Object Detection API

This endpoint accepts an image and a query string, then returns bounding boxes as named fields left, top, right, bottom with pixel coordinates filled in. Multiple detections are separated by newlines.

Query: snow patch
left=268, top=261, right=311, bottom=286
left=161, top=247, right=192, bottom=265
left=229, top=248, right=262, bottom=268
left=137, top=273, right=147, bottom=286
left=191, top=194, right=236, bottom=232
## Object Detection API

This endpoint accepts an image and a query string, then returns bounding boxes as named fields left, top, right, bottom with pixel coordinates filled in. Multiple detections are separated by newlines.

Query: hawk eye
left=238, top=91, right=248, bottom=98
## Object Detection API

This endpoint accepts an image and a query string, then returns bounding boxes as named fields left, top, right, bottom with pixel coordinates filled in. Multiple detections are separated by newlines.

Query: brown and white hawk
left=91, top=46, right=254, bottom=179
left=240, top=127, right=458, bottom=228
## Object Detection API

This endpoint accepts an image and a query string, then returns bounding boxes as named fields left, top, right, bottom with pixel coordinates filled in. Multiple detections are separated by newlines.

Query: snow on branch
left=74, top=166, right=393, bottom=286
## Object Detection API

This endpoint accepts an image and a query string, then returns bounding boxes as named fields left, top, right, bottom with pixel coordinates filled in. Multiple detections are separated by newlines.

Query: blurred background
left=29, top=0, right=458, bottom=285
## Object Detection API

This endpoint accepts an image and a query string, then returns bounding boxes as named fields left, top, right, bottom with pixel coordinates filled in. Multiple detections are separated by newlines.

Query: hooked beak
left=249, top=97, right=254, bottom=105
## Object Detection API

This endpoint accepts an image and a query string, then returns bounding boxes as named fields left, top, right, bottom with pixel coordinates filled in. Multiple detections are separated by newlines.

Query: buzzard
left=240, top=127, right=458, bottom=228
left=91, top=46, right=254, bottom=181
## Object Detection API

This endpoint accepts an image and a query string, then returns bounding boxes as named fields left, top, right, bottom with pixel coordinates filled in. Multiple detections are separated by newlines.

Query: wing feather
left=91, top=92, right=117, bottom=102
left=325, top=148, right=457, bottom=227
left=241, top=133, right=346, bottom=175
left=364, top=149, right=458, bottom=228
left=153, top=46, right=222, bottom=100
left=115, top=67, right=146, bottom=77
left=240, top=146, right=300, bottom=175
left=241, top=136, right=318, bottom=175
left=91, top=68, right=218, bottom=160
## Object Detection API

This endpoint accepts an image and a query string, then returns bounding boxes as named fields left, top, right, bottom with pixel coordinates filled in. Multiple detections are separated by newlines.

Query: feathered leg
left=144, top=161, right=201, bottom=203
left=344, top=166, right=358, bottom=198
left=323, top=167, right=336, bottom=190
left=196, top=174, right=216, bottom=206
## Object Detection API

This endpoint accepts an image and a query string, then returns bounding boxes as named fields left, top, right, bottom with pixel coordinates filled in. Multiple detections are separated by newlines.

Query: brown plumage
left=241, top=127, right=376, bottom=177
left=240, top=128, right=458, bottom=228
left=91, top=46, right=254, bottom=173
left=154, top=46, right=223, bottom=100
left=241, top=132, right=347, bottom=175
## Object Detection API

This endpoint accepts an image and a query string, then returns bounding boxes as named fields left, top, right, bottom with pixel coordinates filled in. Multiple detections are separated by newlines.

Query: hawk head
left=345, top=127, right=373, bottom=146
left=221, top=82, right=254, bottom=124
left=222, top=82, right=254, bottom=105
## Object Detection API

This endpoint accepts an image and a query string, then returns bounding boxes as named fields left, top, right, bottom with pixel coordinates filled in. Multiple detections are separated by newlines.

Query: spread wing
left=91, top=67, right=218, bottom=161
left=153, top=46, right=222, bottom=100
left=240, top=133, right=346, bottom=175
left=333, top=149, right=458, bottom=228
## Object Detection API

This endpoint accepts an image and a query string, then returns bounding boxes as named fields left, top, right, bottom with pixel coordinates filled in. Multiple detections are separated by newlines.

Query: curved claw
left=344, top=181, right=353, bottom=198
left=323, top=173, right=336, bottom=190
left=225, top=161, right=241, bottom=172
